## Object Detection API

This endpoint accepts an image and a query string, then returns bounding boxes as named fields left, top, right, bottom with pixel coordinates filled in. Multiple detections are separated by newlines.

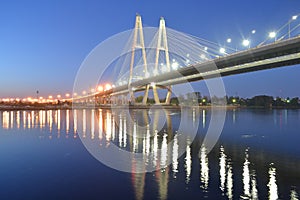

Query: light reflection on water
left=268, top=165, right=279, bottom=200
left=0, top=108, right=300, bottom=199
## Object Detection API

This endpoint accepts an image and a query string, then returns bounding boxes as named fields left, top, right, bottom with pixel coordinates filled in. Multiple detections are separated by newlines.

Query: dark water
left=0, top=108, right=299, bottom=199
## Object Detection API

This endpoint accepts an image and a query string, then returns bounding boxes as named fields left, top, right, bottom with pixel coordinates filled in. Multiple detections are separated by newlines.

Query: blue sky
left=0, top=0, right=300, bottom=98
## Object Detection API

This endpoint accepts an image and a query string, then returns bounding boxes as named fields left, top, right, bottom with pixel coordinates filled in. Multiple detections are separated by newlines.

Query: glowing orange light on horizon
left=65, top=93, right=70, bottom=97
left=97, top=85, right=103, bottom=92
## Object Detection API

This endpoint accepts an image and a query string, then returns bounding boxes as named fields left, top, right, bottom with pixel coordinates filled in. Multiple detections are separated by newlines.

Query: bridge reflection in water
left=1, top=109, right=300, bottom=200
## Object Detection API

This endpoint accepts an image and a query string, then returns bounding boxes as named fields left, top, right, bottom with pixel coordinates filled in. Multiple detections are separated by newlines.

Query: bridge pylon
left=142, top=17, right=172, bottom=105
left=129, top=14, right=148, bottom=105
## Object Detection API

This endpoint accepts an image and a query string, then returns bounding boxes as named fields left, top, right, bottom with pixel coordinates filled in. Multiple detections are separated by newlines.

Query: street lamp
left=242, top=39, right=250, bottom=48
left=269, top=31, right=276, bottom=41
left=171, top=61, right=179, bottom=70
left=292, top=15, right=298, bottom=20
left=289, top=15, right=298, bottom=38
left=226, top=38, right=232, bottom=43
left=219, top=47, right=226, bottom=54
left=97, top=85, right=103, bottom=92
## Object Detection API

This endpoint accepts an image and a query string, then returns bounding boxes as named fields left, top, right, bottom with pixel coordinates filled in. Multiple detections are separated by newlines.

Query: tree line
left=137, top=92, right=300, bottom=108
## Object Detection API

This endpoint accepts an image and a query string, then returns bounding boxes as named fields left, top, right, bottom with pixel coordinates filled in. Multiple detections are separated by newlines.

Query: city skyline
left=1, top=0, right=300, bottom=98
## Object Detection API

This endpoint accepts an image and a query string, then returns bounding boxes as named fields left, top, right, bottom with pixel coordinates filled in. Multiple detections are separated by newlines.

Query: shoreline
left=0, top=104, right=299, bottom=111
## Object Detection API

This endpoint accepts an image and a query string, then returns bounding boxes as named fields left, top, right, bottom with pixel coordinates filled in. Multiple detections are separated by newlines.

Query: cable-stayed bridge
left=70, top=14, right=300, bottom=105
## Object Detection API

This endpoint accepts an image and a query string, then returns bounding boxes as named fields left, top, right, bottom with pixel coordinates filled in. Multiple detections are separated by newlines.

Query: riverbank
left=0, top=103, right=237, bottom=111
left=1, top=103, right=299, bottom=111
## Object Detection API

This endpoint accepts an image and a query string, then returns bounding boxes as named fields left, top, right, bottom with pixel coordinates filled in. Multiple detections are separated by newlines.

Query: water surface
left=0, top=108, right=299, bottom=199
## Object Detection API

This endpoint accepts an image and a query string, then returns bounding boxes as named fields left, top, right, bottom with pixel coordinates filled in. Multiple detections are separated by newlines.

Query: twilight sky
left=0, top=0, right=300, bottom=98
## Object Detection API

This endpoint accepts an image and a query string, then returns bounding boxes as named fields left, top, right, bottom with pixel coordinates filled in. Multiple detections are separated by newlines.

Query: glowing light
left=220, top=146, right=226, bottom=192
left=91, top=110, right=95, bottom=140
left=66, top=110, right=69, bottom=133
left=73, top=110, right=77, bottom=137
left=49, top=95, right=53, bottom=99
left=160, top=133, right=168, bottom=168
left=16, top=111, right=20, bottom=129
left=292, top=15, right=298, bottom=20
left=98, top=110, right=103, bottom=140
left=105, top=84, right=112, bottom=91
left=185, top=142, right=192, bottom=184
left=119, top=117, right=123, bottom=147
left=242, top=149, right=250, bottom=198
left=172, top=134, right=179, bottom=176
left=269, top=31, right=276, bottom=39
left=200, top=146, right=209, bottom=190
left=82, top=90, right=86, bottom=95
left=171, top=62, right=179, bottom=70
left=82, top=109, right=86, bottom=138
left=2, top=111, right=9, bottom=129
left=219, top=47, right=226, bottom=54
left=242, top=39, right=250, bottom=47
left=97, top=85, right=103, bottom=92
left=202, top=109, right=206, bottom=128
left=57, top=94, right=61, bottom=98
left=227, top=164, right=233, bottom=199
left=227, top=38, right=231, bottom=43
left=268, top=166, right=278, bottom=200
left=252, top=30, right=256, bottom=34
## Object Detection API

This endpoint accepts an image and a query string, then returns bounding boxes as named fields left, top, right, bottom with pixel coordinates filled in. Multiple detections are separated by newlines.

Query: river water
left=0, top=108, right=299, bottom=199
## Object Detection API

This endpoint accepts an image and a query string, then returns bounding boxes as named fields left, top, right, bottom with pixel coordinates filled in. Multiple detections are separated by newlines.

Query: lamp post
left=289, top=15, right=298, bottom=38
left=219, top=47, right=226, bottom=54
left=242, top=39, right=250, bottom=48
left=269, top=31, right=276, bottom=42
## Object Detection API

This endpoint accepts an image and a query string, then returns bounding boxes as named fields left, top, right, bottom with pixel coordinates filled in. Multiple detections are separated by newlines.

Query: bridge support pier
left=141, top=83, right=172, bottom=105
left=165, top=86, right=172, bottom=104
